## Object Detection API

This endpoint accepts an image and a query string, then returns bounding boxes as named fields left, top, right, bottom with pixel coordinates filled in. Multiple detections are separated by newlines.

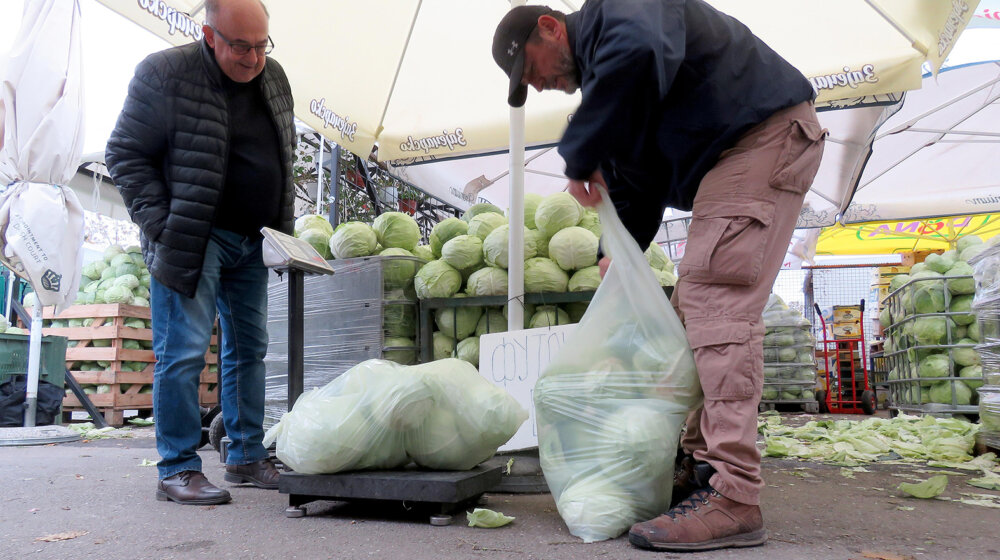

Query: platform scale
left=260, top=228, right=502, bottom=523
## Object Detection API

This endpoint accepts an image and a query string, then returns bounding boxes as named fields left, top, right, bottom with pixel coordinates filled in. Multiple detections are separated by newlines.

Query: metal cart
left=814, top=301, right=876, bottom=415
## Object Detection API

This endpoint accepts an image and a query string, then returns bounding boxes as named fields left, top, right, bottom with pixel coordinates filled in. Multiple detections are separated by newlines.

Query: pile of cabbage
left=761, top=294, right=817, bottom=403
left=20, top=245, right=156, bottom=396
left=294, top=213, right=426, bottom=366
left=263, top=358, right=527, bottom=474
left=417, top=195, right=676, bottom=369
left=881, top=236, right=987, bottom=407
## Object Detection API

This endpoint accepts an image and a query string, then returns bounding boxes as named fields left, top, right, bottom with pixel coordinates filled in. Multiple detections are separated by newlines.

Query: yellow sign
left=816, top=214, right=1000, bottom=255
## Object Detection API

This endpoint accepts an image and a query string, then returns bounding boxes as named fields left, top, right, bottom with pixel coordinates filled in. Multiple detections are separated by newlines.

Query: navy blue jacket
left=559, top=0, right=815, bottom=247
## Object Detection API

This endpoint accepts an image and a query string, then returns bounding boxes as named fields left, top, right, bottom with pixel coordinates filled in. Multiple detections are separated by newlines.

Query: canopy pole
left=316, top=136, right=325, bottom=214
left=24, top=309, right=43, bottom=427
left=506, top=0, right=527, bottom=333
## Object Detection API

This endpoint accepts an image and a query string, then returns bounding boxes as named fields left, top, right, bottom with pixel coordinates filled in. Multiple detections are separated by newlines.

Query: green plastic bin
left=0, top=333, right=68, bottom=389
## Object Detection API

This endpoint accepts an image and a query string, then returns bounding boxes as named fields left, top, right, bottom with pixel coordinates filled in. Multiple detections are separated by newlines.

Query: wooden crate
left=30, top=304, right=218, bottom=426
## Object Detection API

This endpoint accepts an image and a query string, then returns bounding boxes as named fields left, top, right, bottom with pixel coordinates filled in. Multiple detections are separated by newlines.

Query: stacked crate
left=32, top=303, right=218, bottom=426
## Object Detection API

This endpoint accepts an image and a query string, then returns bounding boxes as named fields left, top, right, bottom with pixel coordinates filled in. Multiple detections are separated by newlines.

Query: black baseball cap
left=492, top=5, right=555, bottom=107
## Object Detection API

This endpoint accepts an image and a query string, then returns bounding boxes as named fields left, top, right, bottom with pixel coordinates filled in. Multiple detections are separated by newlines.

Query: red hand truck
left=814, top=300, right=877, bottom=415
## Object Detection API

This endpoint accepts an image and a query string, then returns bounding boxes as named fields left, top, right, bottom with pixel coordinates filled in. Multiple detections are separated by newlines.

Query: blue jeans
left=151, top=228, right=269, bottom=479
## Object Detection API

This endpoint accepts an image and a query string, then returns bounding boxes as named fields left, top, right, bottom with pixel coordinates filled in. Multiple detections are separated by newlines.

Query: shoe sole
left=628, top=529, right=767, bottom=552
left=155, top=489, right=232, bottom=506
left=224, top=472, right=279, bottom=489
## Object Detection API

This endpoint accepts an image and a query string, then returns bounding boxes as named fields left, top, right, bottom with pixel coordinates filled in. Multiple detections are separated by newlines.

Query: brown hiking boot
left=670, top=455, right=715, bottom=508
left=629, top=487, right=766, bottom=552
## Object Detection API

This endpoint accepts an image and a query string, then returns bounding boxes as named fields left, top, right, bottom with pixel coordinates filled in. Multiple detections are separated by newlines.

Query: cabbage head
left=466, top=267, right=509, bottom=296
left=412, top=245, right=434, bottom=262
left=555, top=476, right=638, bottom=543
left=104, top=244, right=126, bottom=262
left=467, top=212, right=508, bottom=241
left=913, top=316, right=948, bottom=345
left=403, top=407, right=467, bottom=468
left=889, top=274, right=911, bottom=293
left=912, top=283, right=944, bottom=314
left=967, top=320, right=980, bottom=342
left=104, top=285, right=134, bottom=304
left=476, top=311, right=507, bottom=336
left=578, top=210, right=602, bottom=238
left=952, top=338, right=980, bottom=367
left=462, top=202, right=504, bottom=223
left=113, top=274, right=141, bottom=290
left=455, top=337, right=480, bottom=366
left=946, top=262, right=975, bottom=295
left=429, top=217, right=468, bottom=257
left=949, top=294, right=975, bottom=325
left=960, top=244, right=988, bottom=262
left=383, top=337, right=416, bottom=365
left=329, top=221, right=378, bottom=259
left=917, top=353, right=951, bottom=382
left=957, top=235, right=983, bottom=254
left=548, top=227, right=599, bottom=271
left=414, top=260, right=462, bottom=299
left=568, top=266, right=602, bottom=292
left=294, top=214, right=334, bottom=237
left=519, top=192, right=543, bottom=230
left=441, top=235, right=484, bottom=271
left=534, top=192, right=582, bottom=237
left=960, top=365, right=983, bottom=390
left=372, top=211, right=420, bottom=251
left=529, top=305, right=571, bottom=328
left=380, top=248, right=418, bottom=290
left=384, top=304, right=416, bottom=337
left=432, top=331, right=457, bottom=360
left=524, top=257, right=569, bottom=293
left=644, top=241, right=673, bottom=272
left=299, top=228, right=332, bottom=259
left=928, top=380, right=972, bottom=405
left=434, top=296, right=483, bottom=340
left=531, top=229, right=550, bottom=258
left=924, top=252, right=955, bottom=274
left=483, top=224, right=538, bottom=269
left=654, top=269, right=677, bottom=287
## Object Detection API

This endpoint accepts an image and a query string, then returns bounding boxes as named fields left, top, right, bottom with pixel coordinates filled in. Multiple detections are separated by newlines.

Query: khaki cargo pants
left=672, top=100, right=825, bottom=506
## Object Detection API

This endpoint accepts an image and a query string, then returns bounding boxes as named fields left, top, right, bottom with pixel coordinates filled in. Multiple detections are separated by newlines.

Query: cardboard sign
left=478, top=323, right=577, bottom=451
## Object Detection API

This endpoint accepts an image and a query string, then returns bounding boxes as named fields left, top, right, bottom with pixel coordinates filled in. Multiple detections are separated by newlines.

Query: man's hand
left=598, top=256, right=611, bottom=278
left=567, top=170, right=606, bottom=208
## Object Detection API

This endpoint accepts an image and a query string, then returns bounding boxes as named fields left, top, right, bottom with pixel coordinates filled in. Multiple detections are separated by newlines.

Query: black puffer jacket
left=106, top=40, right=296, bottom=298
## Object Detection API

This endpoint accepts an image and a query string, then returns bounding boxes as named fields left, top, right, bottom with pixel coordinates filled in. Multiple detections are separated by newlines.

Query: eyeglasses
left=210, top=26, right=273, bottom=56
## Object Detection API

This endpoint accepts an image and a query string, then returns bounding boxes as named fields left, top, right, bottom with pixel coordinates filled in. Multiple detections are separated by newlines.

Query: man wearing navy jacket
left=494, top=0, right=825, bottom=552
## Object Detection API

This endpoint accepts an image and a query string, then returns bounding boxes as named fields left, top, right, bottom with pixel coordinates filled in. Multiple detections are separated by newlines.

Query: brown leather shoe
left=670, top=455, right=715, bottom=508
left=629, top=487, right=766, bottom=552
left=156, top=471, right=232, bottom=505
left=224, top=458, right=280, bottom=489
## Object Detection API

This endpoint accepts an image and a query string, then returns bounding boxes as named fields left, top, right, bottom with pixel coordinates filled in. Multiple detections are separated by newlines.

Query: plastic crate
left=0, top=333, right=67, bottom=389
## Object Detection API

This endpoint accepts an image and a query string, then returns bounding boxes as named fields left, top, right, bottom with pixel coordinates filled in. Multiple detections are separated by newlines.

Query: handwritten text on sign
left=478, top=324, right=577, bottom=451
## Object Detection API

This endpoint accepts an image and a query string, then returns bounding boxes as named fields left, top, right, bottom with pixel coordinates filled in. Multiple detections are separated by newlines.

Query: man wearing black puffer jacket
left=106, top=0, right=295, bottom=505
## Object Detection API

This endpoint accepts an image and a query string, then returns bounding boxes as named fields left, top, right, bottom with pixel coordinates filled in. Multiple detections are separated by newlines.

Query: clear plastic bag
left=264, top=358, right=527, bottom=474
left=533, top=188, right=701, bottom=543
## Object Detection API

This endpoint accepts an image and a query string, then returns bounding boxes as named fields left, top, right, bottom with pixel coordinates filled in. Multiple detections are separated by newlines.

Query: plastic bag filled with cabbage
left=534, top=187, right=701, bottom=543
left=264, top=358, right=527, bottom=474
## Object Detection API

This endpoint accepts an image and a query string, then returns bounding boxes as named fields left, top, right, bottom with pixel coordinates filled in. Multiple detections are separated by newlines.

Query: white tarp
left=0, top=0, right=86, bottom=310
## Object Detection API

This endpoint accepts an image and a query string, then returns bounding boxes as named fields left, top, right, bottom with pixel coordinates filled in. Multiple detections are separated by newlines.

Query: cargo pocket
left=769, top=118, right=827, bottom=194
left=687, top=321, right=759, bottom=401
left=680, top=200, right=774, bottom=286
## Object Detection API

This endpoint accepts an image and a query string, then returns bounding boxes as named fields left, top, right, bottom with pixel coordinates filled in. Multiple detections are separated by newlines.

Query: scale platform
left=279, top=464, right=502, bottom=523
